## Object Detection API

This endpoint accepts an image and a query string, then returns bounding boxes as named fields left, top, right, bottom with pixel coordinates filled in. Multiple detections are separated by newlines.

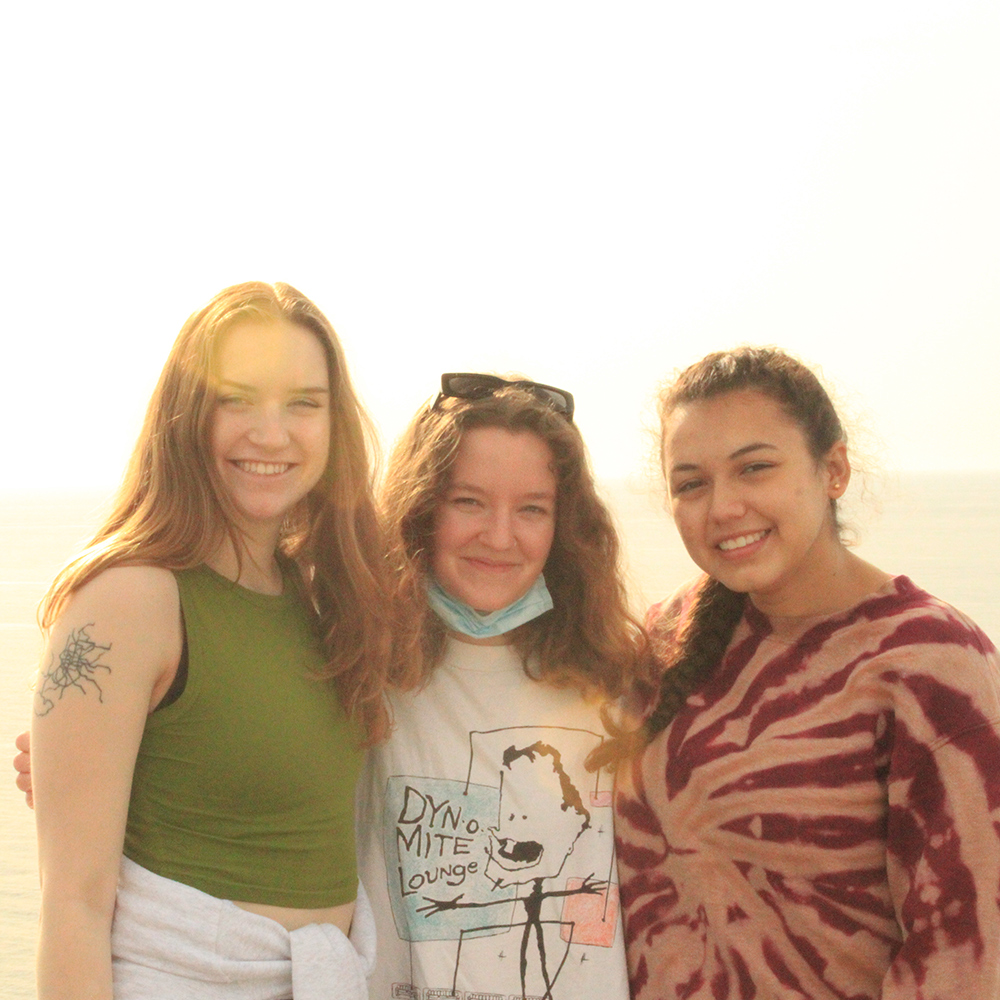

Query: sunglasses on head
left=434, top=373, right=575, bottom=421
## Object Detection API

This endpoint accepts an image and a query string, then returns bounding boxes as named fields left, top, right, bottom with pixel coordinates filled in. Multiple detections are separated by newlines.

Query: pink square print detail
left=559, top=879, right=619, bottom=947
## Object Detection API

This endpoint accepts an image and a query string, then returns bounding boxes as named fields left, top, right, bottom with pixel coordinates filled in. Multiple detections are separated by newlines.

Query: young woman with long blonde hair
left=30, top=282, right=390, bottom=1000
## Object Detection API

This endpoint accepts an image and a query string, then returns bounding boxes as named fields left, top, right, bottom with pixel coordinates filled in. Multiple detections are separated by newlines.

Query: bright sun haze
left=2, top=10, right=1000, bottom=1000
left=3, top=2, right=998, bottom=492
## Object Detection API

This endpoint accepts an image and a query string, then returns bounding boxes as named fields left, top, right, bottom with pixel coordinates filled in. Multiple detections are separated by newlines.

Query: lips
left=462, top=556, right=521, bottom=572
left=717, top=529, right=769, bottom=552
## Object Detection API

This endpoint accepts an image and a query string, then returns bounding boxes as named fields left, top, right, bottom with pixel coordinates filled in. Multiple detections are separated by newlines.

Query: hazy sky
left=3, top=1, right=998, bottom=491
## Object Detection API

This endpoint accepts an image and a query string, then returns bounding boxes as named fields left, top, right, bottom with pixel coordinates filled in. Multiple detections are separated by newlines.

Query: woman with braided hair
left=614, top=347, right=1000, bottom=999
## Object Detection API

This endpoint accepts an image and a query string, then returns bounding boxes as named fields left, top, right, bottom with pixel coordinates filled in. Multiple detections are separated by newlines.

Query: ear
left=823, top=440, right=850, bottom=499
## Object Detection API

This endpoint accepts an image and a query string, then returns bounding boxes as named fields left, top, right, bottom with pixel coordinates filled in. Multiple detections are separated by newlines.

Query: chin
left=230, top=500, right=291, bottom=531
left=450, top=579, right=529, bottom=613
left=466, top=594, right=515, bottom=614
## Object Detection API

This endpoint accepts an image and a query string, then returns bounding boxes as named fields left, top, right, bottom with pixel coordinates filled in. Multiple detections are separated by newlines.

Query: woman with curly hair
left=614, top=347, right=1000, bottom=999
left=357, top=373, right=643, bottom=1000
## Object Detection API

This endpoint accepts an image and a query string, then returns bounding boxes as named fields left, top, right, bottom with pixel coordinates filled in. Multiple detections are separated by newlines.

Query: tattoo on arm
left=35, top=624, right=113, bottom=717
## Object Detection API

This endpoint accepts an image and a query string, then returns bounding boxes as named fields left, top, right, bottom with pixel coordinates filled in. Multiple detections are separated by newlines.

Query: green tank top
left=124, top=563, right=362, bottom=907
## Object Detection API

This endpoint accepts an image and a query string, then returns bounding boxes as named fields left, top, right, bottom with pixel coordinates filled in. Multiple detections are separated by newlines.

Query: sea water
left=1, top=475, right=998, bottom=998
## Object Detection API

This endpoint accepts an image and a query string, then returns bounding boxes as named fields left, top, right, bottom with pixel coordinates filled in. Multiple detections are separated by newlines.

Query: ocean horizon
left=2, top=473, right=998, bottom=998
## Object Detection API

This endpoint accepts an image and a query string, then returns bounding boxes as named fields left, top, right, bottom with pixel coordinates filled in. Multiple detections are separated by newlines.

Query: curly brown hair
left=41, top=281, right=392, bottom=743
left=381, top=382, right=643, bottom=699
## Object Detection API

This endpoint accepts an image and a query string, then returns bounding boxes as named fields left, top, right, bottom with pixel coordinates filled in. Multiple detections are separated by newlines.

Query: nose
left=246, top=404, right=291, bottom=449
left=479, top=507, right=515, bottom=549
left=708, top=479, right=747, bottom=521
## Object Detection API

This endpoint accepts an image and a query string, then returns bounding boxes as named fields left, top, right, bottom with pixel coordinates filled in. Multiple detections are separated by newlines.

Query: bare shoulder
left=61, top=565, right=180, bottom=637
left=38, top=565, right=182, bottom=717
left=71, top=564, right=179, bottom=609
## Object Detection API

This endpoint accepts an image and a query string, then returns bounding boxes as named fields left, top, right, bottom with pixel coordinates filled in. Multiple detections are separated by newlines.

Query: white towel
left=111, top=856, right=375, bottom=999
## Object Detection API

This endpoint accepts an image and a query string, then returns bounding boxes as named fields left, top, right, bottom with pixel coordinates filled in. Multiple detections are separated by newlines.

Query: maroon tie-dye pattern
left=615, top=577, right=1000, bottom=999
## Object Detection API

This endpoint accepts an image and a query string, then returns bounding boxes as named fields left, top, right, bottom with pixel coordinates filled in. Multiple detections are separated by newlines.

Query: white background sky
left=2, top=1, right=998, bottom=491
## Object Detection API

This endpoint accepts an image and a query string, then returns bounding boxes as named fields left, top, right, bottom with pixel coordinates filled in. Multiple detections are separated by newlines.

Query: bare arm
left=33, top=566, right=181, bottom=1000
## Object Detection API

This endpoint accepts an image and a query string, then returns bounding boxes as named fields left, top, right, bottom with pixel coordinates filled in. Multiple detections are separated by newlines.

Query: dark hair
left=381, top=382, right=642, bottom=698
left=646, top=346, right=845, bottom=739
left=658, top=346, right=844, bottom=463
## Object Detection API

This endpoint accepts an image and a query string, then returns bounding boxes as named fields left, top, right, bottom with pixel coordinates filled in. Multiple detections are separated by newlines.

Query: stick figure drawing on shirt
left=417, top=741, right=607, bottom=999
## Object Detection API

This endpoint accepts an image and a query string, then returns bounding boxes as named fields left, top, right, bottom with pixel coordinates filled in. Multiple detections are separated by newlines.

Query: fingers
left=15, top=769, right=34, bottom=807
left=13, top=730, right=34, bottom=808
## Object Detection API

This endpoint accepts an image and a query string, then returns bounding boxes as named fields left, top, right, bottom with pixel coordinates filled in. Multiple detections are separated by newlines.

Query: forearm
left=37, top=894, right=114, bottom=1000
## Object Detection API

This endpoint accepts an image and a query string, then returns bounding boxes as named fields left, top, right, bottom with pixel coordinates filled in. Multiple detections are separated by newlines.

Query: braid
left=645, top=578, right=745, bottom=739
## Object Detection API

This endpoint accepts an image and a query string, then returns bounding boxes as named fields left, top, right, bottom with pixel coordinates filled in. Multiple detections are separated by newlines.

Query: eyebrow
left=669, top=442, right=778, bottom=474
left=729, top=442, right=777, bottom=460
left=447, top=481, right=555, bottom=499
left=218, top=379, right=330, bottom=394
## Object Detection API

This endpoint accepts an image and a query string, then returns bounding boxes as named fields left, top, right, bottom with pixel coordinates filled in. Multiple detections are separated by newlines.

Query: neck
left=206, top=532, right=284, bottom=595
left=750, top=546, right=891, bottom=619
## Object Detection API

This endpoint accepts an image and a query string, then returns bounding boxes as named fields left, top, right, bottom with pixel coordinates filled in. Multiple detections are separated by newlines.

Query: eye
left=217, top=394, right=249, bottom=408
left=671, top=477, right=704, bottom=496
left=742, top=461, right=774, bottom=475
left=290, top=396, right=323, bottom=409
left=450, top=495, right=482, bottom=509
left=520, top=503, right=552, bottom=516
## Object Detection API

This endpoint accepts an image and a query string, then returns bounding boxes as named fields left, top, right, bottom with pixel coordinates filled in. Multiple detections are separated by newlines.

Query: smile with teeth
left=718, top=529, right=769, bottom=552
left=233, top=460, right=291, bottom=476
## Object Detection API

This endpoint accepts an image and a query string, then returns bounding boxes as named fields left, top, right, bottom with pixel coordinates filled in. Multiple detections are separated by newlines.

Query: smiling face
left=431, top=427, right=557, bottom=613
left=210, top=318, right=331, bottom=539
left=662, top=389, right=849, bottom=617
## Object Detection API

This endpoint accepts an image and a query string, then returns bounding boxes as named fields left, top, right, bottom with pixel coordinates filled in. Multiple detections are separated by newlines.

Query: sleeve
left=881, top=628, right=1000, bottom=999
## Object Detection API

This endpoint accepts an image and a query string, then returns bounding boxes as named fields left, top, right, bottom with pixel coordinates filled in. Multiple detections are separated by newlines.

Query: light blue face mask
left=427, top=574, right=554, bottom=639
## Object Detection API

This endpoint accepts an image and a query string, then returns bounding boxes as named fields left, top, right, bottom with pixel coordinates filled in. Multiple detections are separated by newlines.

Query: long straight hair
left=41, top=282, right=392, bottom=741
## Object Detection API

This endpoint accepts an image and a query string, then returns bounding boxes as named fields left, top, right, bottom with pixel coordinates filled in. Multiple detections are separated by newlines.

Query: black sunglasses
left=434, top=373, right=575, bottom=421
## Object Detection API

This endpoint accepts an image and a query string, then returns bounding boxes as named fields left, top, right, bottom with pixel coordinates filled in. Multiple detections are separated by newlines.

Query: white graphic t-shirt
left=356, top=638, right=629, bottom=1000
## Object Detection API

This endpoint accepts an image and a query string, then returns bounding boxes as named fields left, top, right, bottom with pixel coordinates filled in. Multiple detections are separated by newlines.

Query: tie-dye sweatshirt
left=614, top=576, right=1000, bottom=1000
